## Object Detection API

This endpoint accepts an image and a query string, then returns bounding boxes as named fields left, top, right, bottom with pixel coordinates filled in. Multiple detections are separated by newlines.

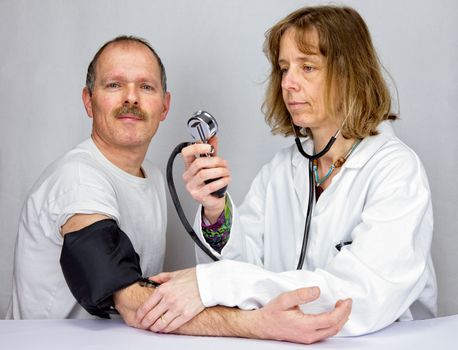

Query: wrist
left=113, top=282, right=155, bottom=311
left=203, top=198, right=226, bottom=224
left=240, top=309, right=264, bottom=339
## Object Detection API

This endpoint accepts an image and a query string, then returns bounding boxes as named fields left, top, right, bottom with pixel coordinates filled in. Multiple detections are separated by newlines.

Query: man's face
left=83, top=42, right=170, bottom=151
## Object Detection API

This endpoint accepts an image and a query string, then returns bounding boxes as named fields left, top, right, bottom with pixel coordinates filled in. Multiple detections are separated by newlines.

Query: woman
left=137, top=5, right=437, bottom=336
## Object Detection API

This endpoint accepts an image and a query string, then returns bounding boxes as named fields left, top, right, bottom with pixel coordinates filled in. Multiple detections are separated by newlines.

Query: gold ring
left=160, top=315, right=167, bottom=323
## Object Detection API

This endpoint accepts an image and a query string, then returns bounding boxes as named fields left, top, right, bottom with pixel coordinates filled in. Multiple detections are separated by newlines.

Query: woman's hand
left=135, top=268, right=205, bottom=333
left=181, top=137, right=231, bottom=223
left=252, top=287, right=352, bottom=344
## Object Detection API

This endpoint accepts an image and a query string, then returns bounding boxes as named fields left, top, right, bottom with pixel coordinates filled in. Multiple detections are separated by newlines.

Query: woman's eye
left=303, top=65, right=315, bottom=73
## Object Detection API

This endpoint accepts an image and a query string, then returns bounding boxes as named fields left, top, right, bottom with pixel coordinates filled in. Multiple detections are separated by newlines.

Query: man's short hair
left=85, top=35, right=167, bottom=95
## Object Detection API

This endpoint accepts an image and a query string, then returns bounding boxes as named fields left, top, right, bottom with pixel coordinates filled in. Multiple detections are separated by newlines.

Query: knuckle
left=144, top=314, right=155, bottom=325
left=302, top=335, right=314, bottom=344
left=137, top=306, right=147, bottom=316
left=329, top=313, right=340, bottom=325
left=330, top=324, right=340, bottom=335
left=190, top=189, right=199, bottom=199
left=167, top=297, right=178, bottom=308
left=194, top=158, right=204, bottom=168
left=276, top=295, right=288, bottom=309
left=197, top=171, right=206, bottom=182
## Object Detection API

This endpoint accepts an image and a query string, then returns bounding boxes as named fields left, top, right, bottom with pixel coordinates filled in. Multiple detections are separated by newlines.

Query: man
left=7, top=35, right=170, bottom=319
left=7, top=35, right=351, bottom=344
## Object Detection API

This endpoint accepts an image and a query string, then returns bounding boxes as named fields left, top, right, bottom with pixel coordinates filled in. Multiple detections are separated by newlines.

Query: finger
left=186, top=169, right=230, bottom=193
left=140, top=301, right=169, bottom=330
left=197, top=167, right=231, bottom=184
left=273, top=286, right=321, bottom=311
left=135, top=291, right=163, bottom=325
left=161, top=314, right=190, bottom=334
left=185, top=157, right=228, bottom=180
left=208, top=136, right=219, bottom=155
left=333, top=300, right=352, bottom=333
left=296, top=322, right=342, bottom=344
left=186, top=166, right=229, bottom=192
left=186, top=173, right=230, bottom=204
left=149, top=272, right=172, bottom=284
left=150, top=310, right=180, bottom=333
left=201, top=176, right=231, bottom=197
left=183, top=159, right=219, bottom=184
left=181, top=143, right=214, bottom=166
left=308, top=298, right=352, bottom=330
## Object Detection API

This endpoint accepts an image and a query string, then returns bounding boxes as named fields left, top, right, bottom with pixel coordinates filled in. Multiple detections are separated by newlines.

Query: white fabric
left=6, top=138, right=166, bottom=319
left=195, top=122, right=437, bottom=336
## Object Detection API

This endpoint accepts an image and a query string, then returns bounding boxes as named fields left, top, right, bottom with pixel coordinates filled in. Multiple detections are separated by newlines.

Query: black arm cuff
left=60, top=219, right=142, bottom=318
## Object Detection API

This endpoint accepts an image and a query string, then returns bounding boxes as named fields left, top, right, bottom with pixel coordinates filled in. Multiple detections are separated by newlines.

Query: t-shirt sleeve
left=38, top=161, right=120, bottom=241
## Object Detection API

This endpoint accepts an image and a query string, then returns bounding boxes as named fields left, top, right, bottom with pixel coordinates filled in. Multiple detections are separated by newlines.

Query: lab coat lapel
left=291, top=139, right=314, bottom=215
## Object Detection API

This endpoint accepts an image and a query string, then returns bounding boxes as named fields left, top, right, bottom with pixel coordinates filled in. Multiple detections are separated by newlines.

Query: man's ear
left=160, top=92, right=171, bottom=122
left=82, top=87, right=94, bottom=118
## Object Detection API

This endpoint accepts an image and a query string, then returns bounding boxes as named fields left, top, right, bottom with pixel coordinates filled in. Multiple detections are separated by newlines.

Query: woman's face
left=279, top=28, right=335, bottom=131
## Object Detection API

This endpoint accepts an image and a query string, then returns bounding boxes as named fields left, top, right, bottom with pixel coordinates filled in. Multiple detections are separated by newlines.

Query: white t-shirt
left=7, top=138, right=167, bottom=319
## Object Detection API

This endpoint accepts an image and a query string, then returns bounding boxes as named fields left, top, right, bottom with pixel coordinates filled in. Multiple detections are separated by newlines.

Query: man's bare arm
left=118, top=283, right=351, bottom=344
left=174, top=287, right=352, bottom=344
left=113, top=283, right=155, bottom=326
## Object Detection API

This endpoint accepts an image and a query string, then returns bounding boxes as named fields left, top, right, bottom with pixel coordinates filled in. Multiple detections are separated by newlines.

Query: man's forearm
left=174, top=306, right=261, bottom=339
left=173, top=288, right=352, bottom=344
left=114, top=283, right=155, bottom=326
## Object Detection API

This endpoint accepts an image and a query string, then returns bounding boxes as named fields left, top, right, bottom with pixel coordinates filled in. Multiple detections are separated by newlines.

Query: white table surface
left=1, top=315, right=456, bottom=350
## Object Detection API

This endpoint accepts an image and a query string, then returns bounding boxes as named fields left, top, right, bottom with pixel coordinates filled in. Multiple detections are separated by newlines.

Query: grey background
left=0, top=0, right=457, bottom=319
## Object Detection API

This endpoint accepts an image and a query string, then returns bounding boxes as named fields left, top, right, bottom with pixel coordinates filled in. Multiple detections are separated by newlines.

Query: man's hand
left=135, top=267, right=204, bottom=333
left=251, top=287, right=352, bottom=344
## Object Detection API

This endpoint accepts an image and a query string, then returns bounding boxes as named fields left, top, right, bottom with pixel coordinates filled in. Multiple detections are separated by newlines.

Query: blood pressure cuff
left=60, top=219, right=142, bottom=319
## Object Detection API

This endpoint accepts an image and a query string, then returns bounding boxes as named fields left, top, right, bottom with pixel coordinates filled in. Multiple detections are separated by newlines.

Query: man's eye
left=141, top=84, right=155, bottom=91
left=106, top=82, right=120, bottom=88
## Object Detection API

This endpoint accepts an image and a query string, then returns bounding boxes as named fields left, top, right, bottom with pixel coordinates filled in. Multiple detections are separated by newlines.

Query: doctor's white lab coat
left=194, top=122, right=437, bottom=336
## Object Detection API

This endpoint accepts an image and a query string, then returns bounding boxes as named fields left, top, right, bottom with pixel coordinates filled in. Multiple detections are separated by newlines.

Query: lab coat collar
left=291, top=121, right=397, bottom=170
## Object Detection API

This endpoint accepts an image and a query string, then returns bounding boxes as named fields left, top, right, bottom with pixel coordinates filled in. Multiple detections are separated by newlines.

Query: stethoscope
left=167, top=111, right=342, bottom=269
left=290, top=122, right=340, bottom=269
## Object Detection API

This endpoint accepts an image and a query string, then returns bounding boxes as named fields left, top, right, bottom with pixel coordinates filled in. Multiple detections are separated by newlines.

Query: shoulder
left=261, top=143, right=296, bottom=173
left=356, top=125, right=430, bottom=191
left=247, top=143, right=297, bottom=190
left=31, top=140, right=114, bottom=197
left=57, top=148, right=113, bottom=189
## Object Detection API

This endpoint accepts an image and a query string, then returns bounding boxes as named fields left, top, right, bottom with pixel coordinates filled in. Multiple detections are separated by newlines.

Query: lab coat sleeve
left=196, top=149, right=434, bottom=336
left=194, top=162, right=272, bottom=265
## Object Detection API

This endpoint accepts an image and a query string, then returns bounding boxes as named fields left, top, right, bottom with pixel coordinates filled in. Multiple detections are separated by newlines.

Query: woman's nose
left=281, top=70, right=299, bottom=91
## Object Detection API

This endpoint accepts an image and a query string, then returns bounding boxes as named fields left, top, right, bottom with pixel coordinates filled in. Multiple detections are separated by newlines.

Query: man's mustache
left=113, top=105, right=147, bottom=119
